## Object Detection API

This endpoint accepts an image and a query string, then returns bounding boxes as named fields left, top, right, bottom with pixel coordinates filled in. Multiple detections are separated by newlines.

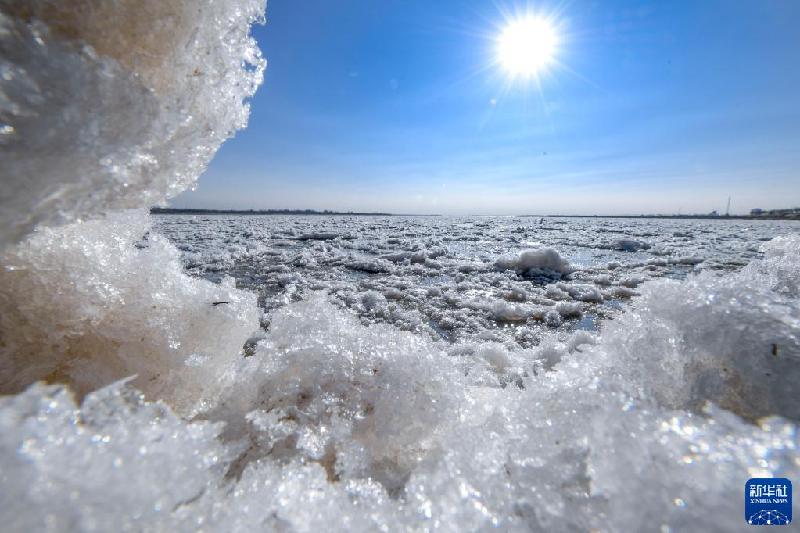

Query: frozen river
left=155, top=214, right=794, bottom=344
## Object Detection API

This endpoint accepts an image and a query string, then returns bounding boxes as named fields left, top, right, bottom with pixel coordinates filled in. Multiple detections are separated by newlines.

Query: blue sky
left=172, top=0, right=800, bottom=215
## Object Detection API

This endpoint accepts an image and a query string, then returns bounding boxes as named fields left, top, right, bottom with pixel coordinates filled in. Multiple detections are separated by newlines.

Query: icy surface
left=0, top=0, right=266, bottom=411
left=1, top=236, right=799, bottom=531
left=155, top=214, right=798, bottom=348
left=0, top=0, right=265, bottom=247
left=2, top=1, right=800, bottom=531
left=0, top=210, right=259, bottom=413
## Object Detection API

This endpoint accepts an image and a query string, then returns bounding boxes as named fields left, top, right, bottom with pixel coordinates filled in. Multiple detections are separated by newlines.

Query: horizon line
left=152, top=207, right=800, bottom=220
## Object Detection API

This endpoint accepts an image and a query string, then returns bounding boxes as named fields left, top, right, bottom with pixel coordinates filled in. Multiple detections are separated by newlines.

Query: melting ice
left=0, top=2, right=799, bottom=532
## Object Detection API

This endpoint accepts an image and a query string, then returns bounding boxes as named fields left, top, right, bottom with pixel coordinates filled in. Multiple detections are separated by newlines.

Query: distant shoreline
left=151, top=208, right=798, bottom=221
left=534, top=215, right=800, bottom=221
left=150, top=208, right=426, bottom=217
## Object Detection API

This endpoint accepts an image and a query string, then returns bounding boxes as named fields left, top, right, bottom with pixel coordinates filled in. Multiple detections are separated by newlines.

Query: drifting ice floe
left=495, top=247, right=572, bottom=278
left=1, top=1, right=799, bottom=532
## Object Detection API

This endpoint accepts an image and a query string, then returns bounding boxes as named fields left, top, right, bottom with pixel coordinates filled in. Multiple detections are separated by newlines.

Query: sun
left=497, top=16, right=558, bottom=77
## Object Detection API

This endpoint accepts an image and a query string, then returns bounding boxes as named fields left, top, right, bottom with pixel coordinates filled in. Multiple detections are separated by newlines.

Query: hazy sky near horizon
left=172, top=0, right=800, bottom=215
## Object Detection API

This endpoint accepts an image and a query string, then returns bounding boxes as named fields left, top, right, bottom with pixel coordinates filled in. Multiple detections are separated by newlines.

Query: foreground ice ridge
left=1, top=236, right=798, bottom=532
left=0, top=211, right=259, bottom=412
left=0, top=0, right=265, bottom=247
left=0, top=1, right=266, bottom=409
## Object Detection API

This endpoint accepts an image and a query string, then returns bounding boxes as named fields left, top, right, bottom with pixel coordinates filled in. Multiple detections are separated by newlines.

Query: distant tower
left=726, top=196, right=731, bottom=217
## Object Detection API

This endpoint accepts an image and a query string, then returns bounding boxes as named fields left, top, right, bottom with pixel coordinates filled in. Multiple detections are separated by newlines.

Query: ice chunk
left=556, top=282, right=604, bottom=303
left=588, top=234, right=800, bottom=421
left=348, top=258, right=394, bottom=274
left=544, top=309, right=563, bottom=327
left=361, top=290, right=388, bottom=311
left=298, top=233, right=339, bottom=241
left=0, top=381, right=233, bottom=532
left=555, top=301, right=583, bottom=318
left=0, top=211, right=260, bottom=413
left=475, top=344, right=513, bottom=372
left=490, top=300, right=533, bottom=322
left=0, top=1, right=265, bottom=248
left=0, top=0, right=266, bottom=409
left=614, top=239, right=650, bottom=252
left=495, top=248, right=572, bottom=278
left=743, top=234, right=800, bottom=298
left=211, top=294, right=467, bottom=495
left=592, top=274, right=613, bottom=286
